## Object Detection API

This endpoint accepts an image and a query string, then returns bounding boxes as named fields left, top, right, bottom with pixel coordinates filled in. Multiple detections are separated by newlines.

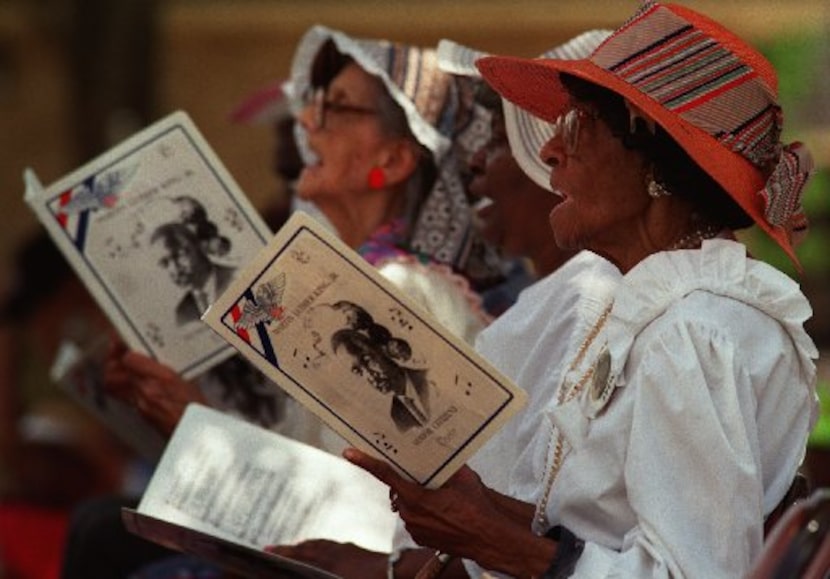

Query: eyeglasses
left=303, top=86, right=379, bottom=131
left=550, top=107, right=595, bottom=156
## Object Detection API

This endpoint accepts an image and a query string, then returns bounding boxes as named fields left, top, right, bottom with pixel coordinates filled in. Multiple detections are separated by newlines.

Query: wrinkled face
left=468, top=107, right=561, bottom=258
left=539, top=103, right=649, bottom=255
left=295, top=62, right=393, bottom=204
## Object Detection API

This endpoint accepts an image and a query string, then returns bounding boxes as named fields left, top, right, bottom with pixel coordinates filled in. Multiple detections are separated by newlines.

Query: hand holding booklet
left=127, top=204, right=529, bottom=573
left=202, top=211, right=527, bottom=488
left=123, top=403, right=395, bottom=579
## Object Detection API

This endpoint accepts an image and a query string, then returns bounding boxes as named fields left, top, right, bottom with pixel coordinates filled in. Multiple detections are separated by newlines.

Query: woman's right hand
left=102, top=336, right=207, bottom=437
left=344, top=448, right=557, bottom=578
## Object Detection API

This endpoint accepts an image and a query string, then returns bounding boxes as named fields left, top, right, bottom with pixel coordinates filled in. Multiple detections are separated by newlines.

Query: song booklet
left=202, top=211, right=528, bottom=489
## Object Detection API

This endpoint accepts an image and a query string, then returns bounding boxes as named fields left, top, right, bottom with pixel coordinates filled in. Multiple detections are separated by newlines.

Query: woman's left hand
left=343, top=447, right=538, bottom=572
left=102, top=339, right=207, bottom=438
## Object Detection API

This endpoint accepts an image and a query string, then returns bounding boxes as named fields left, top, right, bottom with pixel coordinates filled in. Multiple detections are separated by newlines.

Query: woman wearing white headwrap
left=267, top=29, right=614, bottom=579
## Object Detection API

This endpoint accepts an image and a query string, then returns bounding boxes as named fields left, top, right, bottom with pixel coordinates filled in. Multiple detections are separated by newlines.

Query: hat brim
left=438, top=30, right=612, bottom=194
left=290, top=25, right=450, bottom=160
left=477, top=55, right=798, bottom=264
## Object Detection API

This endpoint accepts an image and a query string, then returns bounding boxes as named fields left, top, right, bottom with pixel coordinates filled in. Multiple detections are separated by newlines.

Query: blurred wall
left=1, top=0, right=828, bottom=308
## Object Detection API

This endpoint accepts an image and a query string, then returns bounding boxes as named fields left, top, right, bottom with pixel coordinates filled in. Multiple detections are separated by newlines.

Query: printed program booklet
left=24, top=110, right=272, bottom=380
left=202, top=211, right=528, bottom=488
left=123, top=403, right=396, bottom=579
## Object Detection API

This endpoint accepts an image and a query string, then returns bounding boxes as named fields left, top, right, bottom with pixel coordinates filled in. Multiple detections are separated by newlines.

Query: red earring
left=367, top=167, right=386, bottom=190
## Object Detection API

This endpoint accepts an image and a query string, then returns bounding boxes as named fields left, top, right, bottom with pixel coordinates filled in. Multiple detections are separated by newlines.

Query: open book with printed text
left=123, top=403, right=397, bottom=579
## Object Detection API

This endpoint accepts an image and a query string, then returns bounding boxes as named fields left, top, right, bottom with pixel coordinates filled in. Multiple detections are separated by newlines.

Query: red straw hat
left=477, top=1, right=814, bottom=267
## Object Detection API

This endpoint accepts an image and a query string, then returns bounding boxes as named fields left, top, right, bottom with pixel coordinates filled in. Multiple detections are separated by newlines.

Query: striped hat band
left=592, top=3, right=780, bottom=170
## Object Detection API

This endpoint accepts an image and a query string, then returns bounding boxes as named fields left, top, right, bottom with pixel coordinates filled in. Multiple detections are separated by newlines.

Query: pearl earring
left=646, top=166, right=671, bottom=198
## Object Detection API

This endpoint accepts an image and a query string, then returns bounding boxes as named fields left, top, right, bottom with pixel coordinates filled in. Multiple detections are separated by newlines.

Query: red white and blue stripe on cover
left=51, top=180, right=93, bottom=252
left=227, top=288, right=279, bottom=367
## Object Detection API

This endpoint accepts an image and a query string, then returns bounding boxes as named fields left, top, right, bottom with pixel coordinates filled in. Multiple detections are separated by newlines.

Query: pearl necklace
left=668, top=223, right=722, bottom=250
left=533, top=304, right=613, bottom=532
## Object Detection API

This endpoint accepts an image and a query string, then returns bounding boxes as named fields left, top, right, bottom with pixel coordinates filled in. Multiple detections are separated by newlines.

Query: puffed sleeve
left=574, top=318, right=765, bottom=577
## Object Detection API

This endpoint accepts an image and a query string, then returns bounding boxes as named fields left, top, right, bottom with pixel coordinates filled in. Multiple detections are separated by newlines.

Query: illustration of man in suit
left=150, top=222, right=236, bottom=326
left=331, top=327, right=430, bottom=432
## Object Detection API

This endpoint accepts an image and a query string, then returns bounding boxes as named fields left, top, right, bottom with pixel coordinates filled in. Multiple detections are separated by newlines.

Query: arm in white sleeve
left=572, top=319, right=764, bottom=577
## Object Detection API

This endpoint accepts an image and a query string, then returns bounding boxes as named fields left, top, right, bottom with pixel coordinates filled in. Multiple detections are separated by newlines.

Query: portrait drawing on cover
left=149, top=196, right=237, bottom=327
left=326, top=301, right=432, bottom=433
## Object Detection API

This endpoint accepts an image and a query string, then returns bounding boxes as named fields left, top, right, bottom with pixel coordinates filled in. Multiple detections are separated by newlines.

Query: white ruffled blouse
left=470, top=240, right=819, bottom=578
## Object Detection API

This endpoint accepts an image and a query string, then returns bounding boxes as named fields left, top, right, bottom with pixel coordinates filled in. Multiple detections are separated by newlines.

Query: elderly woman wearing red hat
left=347, top=2, right=819, bottom=578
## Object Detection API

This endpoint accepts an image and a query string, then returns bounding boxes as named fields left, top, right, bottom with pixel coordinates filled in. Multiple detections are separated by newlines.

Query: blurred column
left=67, top=0, right=159, bottom=161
